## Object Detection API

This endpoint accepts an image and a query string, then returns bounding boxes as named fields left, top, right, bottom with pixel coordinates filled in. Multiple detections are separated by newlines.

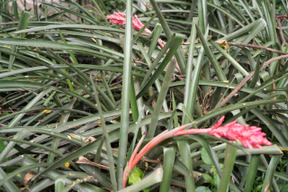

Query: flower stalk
left=122, top=116, right=272, bottom=188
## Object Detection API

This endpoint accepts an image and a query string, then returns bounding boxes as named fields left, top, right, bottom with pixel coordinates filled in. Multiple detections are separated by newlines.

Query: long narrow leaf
left=117, top=1, right=133, bottom=189
left=147, top=58, right=176, bottom=138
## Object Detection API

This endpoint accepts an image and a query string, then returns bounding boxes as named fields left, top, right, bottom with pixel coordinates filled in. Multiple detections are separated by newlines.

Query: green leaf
left=160, top=147, right=176, bottom=192
left=218, top=145, right=237, bottom=192
left=201, top=148, right=213, bottom=165
left=202, top=173, right=213, bottom=183
left=147, top=58, right=176, bottom=138
left=195, top=186, right=212, bottom=192
left=119, top=168, right=162, bottom=192
left=136, top=33, right=184, bottom=99
left=55, top=176, right=66, bottom=192
left=117, top=1, right=133, bottom=188
left=128, top=167, right=144, bottom=185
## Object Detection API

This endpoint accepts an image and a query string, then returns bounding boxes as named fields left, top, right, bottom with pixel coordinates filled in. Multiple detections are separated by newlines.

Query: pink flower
left=132, top=14, right=146, bottom=31
left=175, top=116, right=272, bottom=149
left=122, top=116, right=272, bottom=188
left=106, top=12, right=145, bottom=31
left=207, top=117, right=272, bottom=149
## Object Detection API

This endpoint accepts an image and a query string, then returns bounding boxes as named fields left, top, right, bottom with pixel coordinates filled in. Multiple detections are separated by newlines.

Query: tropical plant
left=0, top=0, right=287, bottom=191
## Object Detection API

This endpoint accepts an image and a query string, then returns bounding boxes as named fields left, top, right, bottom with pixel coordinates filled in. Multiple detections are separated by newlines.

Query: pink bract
left=174, top=116, right=272, bottom=150
left=207, top=118, right=272, bottom=149
left=106, top=11, right=145, bottom=31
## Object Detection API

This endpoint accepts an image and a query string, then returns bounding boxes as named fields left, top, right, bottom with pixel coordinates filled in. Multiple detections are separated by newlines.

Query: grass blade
left=261, top=155, right=282, bottom=192
left=90, top=76, right=117, bottom=191
left=244, top=155, right=260, bottom=192
left=147, top=58, right=176, bottom=138
left=117, top=1, right=133, bottom=189
left=177, top=141, right=195, bottom=191
left=0, top=168, right=20, bottom=192
left=218, top=145, right=237, bottom=192
left=8, top=11, right=30, bottom=69
left=137, top=33, right=184, bottom=99
left=182, top=17, right=198, bottom=124
left=150, top=0, right=186, bottom=73
left=196, top=25, right=226, bottom=81
left=160, top=147, right=176, bottom=192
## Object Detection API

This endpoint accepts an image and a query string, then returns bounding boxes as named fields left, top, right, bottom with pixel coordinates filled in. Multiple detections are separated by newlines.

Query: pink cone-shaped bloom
left=173, top=116, right=272, bottom=149
left=106, top=11, right=145, bottom=31
left=207, top=117, right=272, bottom=150
left=174, top=116, right=272, bottom=150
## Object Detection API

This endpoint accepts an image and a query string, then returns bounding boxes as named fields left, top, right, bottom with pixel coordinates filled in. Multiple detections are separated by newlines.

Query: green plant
left=0, top=0, right=287, bottom=191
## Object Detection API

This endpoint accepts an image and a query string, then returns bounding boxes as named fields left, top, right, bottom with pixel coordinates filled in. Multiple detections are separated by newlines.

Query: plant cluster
left=0, top=0, right=288, bottom=192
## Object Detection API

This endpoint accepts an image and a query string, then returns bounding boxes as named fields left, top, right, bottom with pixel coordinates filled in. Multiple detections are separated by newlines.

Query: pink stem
left=173, top=128, right=209, bottom=136
left=122, top=123, right=191, bottom=188
left=129, top=133, right=146, bottom=165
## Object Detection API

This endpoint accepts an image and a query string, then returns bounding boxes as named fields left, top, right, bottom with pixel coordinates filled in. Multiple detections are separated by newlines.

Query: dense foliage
left=0, top=0, right=287, bottom=191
